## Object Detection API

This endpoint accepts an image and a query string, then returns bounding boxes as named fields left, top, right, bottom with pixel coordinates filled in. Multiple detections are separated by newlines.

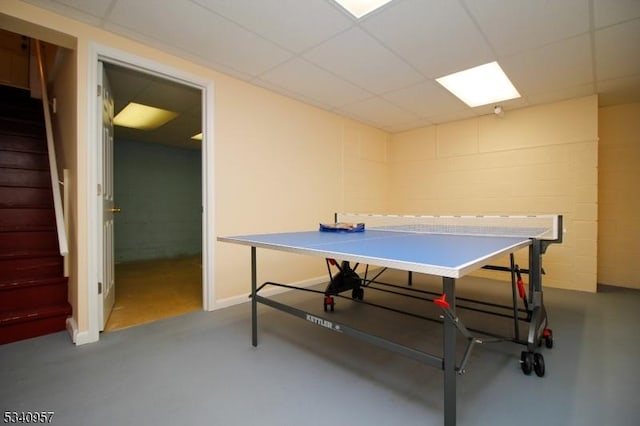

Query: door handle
left=108, top=207, right=122, bottom=213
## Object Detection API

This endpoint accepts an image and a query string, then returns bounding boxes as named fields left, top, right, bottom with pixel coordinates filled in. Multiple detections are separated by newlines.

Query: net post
left=541, top=214, right=563, bottom=254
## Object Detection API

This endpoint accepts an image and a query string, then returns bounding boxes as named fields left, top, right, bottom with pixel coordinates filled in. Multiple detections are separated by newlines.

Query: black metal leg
left=509, top=253, right=520, bottom=341
left=251, top=246, right=257, bottom=347
left=443, top=277, right=456, bottom=426
left=527, top=240, right=545, bottom=351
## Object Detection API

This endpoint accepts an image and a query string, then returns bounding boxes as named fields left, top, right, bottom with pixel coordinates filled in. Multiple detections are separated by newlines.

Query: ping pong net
left=336, top=213, right=563, bottom=241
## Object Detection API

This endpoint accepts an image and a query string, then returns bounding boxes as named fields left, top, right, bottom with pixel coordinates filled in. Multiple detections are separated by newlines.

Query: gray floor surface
left=1, top=273, right=639, bottom=426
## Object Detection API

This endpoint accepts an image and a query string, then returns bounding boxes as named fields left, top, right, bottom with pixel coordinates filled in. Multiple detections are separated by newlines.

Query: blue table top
left=219, top=230, right=531, bottom=278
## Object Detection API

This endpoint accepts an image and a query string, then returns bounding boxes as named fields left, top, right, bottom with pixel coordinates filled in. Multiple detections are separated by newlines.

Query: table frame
left=226, top=218, right=562, bottom=426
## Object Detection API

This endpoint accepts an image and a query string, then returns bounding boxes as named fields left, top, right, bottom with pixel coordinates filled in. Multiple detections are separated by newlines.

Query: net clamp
left=434, top=294, right=450, bottom=309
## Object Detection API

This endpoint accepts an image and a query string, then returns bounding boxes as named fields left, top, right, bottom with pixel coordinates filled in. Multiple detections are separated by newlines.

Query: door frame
left=85, top=42, right=215, bottom=342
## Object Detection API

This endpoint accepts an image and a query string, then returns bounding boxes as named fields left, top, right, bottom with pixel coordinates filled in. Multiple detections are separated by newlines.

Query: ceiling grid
left=17, top=0, right=640, bottom=139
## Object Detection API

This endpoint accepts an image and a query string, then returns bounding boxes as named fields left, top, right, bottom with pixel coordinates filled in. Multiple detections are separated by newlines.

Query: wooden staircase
left=0, top=84, right=71, bottom=344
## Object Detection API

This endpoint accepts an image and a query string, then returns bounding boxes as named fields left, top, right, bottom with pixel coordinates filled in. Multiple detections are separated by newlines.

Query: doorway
left=86, top=43, right=215, bottom=343
left=99, top=61, right=204, bottom=332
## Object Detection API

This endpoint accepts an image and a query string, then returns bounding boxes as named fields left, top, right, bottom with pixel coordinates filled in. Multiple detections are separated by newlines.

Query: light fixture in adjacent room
left=436, top=61, right=521, bottom=108
left=191, top=132, right=203, bottom=141
left=333, top=0, right=395, bottom=19
left=114, top=102, right=179, bottom=130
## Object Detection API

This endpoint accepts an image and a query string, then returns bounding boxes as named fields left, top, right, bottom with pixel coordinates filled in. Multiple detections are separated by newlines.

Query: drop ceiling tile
left=250, top=78, right=312, bottom=102
left=597, top=75, right=640, bottom=105
left=501, top=34, right=593, bottom=96
left=593, top=0, right=640, bottom=28
left=382, top=80, right=470, bottom=119
left=595, top=19, right=640, bottom=80
left=421, top=109, right=479, bottom=126
left=192, top=0, right=354, bottom=53
left=524, top=83, right=595, bottom=107
left=362, top=0, right=494, bottom=78
left=138, top=81, right=201, bottom=112
left=257, top=58, right=373, bottom=109
left=104, top=65, right=153, bottom=99
left=337, top=96, right=420, bottom=128
left=303, top=27, right=424, bottom=94
left=384, top=118, right=435, bottom=134
left=22, top=0, right=106, bottom=26
left=464, top=0, right=590, bottom=56
left=106, top=0, right=292, bottom=77
left=53, top=0, right=114, bottom=17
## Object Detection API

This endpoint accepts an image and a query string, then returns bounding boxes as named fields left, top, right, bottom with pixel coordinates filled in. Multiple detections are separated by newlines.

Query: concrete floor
left=1, top=272, right=639, bottom=426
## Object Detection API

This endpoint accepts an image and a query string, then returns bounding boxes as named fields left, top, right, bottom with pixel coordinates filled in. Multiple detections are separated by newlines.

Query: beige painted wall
left=389, top=96, right=599, bottom=292
left=214, top=79, right=390, bottom=301
left=0, top=28, right=29, bottom=88
left=1, top=1, right=389, bottom=337
left=598, top=103, right=640, bottom=289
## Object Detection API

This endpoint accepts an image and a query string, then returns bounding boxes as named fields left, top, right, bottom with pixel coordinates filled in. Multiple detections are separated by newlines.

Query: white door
left=98, top=61, right=116, bottom=330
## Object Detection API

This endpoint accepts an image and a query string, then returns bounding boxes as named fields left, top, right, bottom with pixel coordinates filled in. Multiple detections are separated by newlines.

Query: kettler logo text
left=306, top=314, right=341, bottom=332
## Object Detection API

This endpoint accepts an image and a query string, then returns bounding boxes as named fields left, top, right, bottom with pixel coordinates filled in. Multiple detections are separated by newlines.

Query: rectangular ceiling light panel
left=114, top=102, right=179, bottom=130
left=436, top=61, right=521, bottom=108
left=334, top=0, right=395, bottom=19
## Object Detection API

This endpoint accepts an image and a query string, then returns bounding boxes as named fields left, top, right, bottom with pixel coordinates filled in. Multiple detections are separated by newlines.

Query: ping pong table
left=218, top=213, right=563, bottom=426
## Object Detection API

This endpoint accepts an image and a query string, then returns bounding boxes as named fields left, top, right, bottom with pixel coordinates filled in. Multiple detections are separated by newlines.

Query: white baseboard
left=66, top=317, right=97, bottom=345
left=213, top=275, right=327, bottom=311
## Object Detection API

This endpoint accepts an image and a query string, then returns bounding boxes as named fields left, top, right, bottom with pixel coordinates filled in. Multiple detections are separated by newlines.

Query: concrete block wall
left=598, top=103, right=640, bottom=289
left=388, top=96, right=599, bottom=292
left=114, top=139, right=202, bottom=262
left=342, top=121, right=389, bottom=214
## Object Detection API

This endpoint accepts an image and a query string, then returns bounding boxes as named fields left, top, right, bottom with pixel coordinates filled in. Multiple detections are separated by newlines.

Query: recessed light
left=436, top=61, right=520, bottom=108
left=114, top=102, right=178, bottom=130
left=334, top=0, right=395, bottom=19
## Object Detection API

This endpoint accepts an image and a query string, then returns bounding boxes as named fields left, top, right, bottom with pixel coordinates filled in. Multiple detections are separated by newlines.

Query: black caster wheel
left=533, top=353, right=545, bottom=377
left=352, top=287, right=364, bottom=300
left=544, top=329, right=554, bottom=349
left=520, top=351, right=534, bottom=375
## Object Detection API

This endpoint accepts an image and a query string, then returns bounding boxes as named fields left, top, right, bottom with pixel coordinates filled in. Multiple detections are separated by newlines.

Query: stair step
left=0, top=134, right=47, bottom=154
left=0, top=102, right=44, bottom=124
left=0, top=186, right=53, bottom=208
left=0, top=277, right=68, bottom=311
left=0, top=85, right=69, bottom=345
left=0, top=225, right=56, bottom=233
left=0, top=230, right=59, bottom=252
left=0, top=303, right=72, bottom=345
left=0, top=118, right=45, bottom=139
left=0, top=85, right=40, bottom=108
left=0, top=150, right=49, bottom=170
left=0, top=207, right=55, bottom=228
left=0, top=168, right=51, bottom=188
left=0, top=225, right=57, bottom=236
left=0, top=254, right=63, bottom=281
